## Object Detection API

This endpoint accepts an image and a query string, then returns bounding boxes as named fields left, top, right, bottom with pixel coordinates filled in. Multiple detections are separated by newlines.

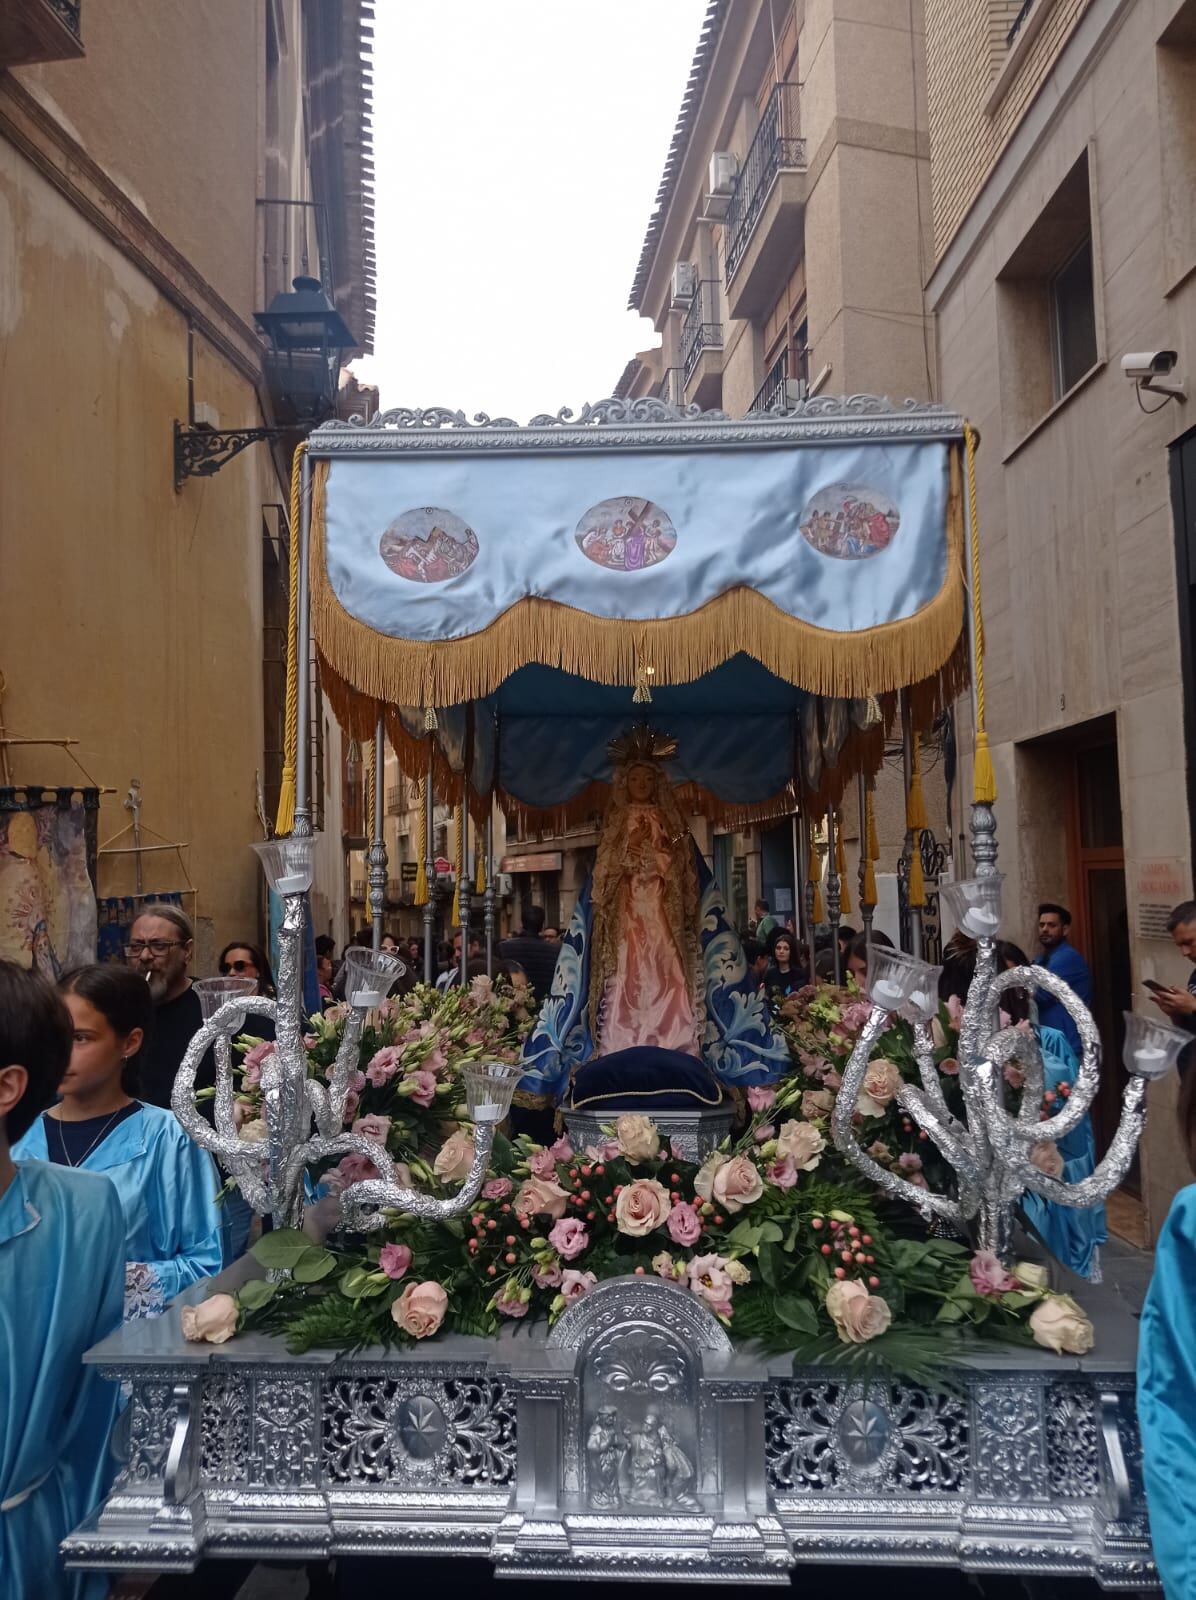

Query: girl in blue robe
left=0, top=960, right=125, bottom=1600
left=1137, top=1078, right=1196, bottom=1599
left=1021, top=1023, right=1108, bottom=1279
left=13, top=964, right=225, bottom=1320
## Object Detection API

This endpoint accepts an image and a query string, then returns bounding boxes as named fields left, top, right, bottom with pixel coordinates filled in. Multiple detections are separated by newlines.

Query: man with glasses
left=126, top=906, right=206, bottom=1109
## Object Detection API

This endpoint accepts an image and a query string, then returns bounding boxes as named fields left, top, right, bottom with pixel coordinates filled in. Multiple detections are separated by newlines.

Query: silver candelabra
left=172, top=834, right=521, bottom=1234
left=832, top=872, right=1189, bottom=1260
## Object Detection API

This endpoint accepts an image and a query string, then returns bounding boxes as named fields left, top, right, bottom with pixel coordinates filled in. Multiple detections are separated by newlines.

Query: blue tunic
left=1138, top=1183, right=1196, bottom=1599
left=1021, top=1025, right=1107, bottom=1278
left=0, top=1162, right=124, bottom=1600
left=14, top=1103, right=225, bottom=1319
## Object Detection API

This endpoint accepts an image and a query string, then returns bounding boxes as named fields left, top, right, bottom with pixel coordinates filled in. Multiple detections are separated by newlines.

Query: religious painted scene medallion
left=798, top=483, right=900, bottom=560
left=379, top=506, right=479, bottom=582
left=575, top=496, right=677, bottom=571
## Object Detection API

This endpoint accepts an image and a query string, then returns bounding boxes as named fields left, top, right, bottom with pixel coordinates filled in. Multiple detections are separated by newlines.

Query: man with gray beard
left=125, top=905, right=207, bottom=1109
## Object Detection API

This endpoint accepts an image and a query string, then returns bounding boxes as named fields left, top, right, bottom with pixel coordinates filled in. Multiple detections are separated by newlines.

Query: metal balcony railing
left=255, top=198, right=333, bottom=309
left=1006, top=0, right=1035, bottom=48
left=386, top=784, right=404, bottom=814
left=681, top=280, right=723, bottom=384
left=724, top=83, right=805, bottom=284
left=654, top=367, right=684, bottom=407
left=749, top=346, right=811, bottom=414
left=47, top=0, right=82, bottom=38
left=350, top=880, right=367, bottom=901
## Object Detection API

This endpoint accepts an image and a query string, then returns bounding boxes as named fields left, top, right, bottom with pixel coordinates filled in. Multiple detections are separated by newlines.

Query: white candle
left=473, top=1101, right=503, bottom=1123
left=965, top=906, right=1000, bottom=935
left=872, top=978, right=905, bottom=1009
left=352, top=988, right=385, bottom=1009
left=909, top=988, right=935, bottom=1017
left=276, top=872, right=310, bottom=895
left=1133, top=1045, right=1168, bottom=1077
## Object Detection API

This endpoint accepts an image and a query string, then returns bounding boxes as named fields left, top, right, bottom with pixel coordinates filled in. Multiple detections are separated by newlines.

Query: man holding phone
left=1149, top=902, right=1196, bottom=1035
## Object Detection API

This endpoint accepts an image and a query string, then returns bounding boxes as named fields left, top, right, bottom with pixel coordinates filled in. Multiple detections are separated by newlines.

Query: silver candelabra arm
left=832, top=1006, right=963, bottom=1225
left=987, top=964, right=1102, bottom=1146
left=989, top=1072, right=1148, bottom=1211
left=910, top=1019, right=958, bottom=1130
left=326, top=1006, right=366, bottom=1133
left=338, top=1120, right=497, bottom=1230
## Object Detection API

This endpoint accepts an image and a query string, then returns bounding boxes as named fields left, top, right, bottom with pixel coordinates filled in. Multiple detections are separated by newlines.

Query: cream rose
left=181, top=1292, right=239, bottom=1345
left=237, top=1118, right=268, bottom=1144
left=615, top=1113, right=661, bottom=1164
left=711, top=1154, right=764, bottom=1214
left=1029, top=1294, right=1094, bottom=1355
left=801, top=1089, right=835, bottom=1121
left=1029, top=1141, right=1065, bottom=1179
left=694, top=1152, right=727, bottom=1202
left=1014, top=1260, right=1050, bottom=1290
left=775, top=1120, right=825, bottom=1172
left=513, top=1176, right=571, bottom=1220
left=432, top=1129, right=476, bottom=1184
left=614, top=1177, right=672, bottom=1237
left=391, top=1280, right=448, bottom=1340
left=858, top=1059, right=903, bottom=1115
left=825, top=1279, right=892, bottom=1344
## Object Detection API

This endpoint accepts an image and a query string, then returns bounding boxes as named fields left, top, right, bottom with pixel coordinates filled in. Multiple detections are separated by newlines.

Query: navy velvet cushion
left=569, top=1047, right=724, bottom=1111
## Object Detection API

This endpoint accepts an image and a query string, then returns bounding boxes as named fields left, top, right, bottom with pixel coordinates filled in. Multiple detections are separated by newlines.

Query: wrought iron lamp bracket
left=173, top=420, right=296, bottom=491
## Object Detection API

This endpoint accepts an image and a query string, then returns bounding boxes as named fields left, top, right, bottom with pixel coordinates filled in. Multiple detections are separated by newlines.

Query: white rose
left=1014, top=1260, right=1050, bottom=1290
left=616, top=1113, right=660, bottom=1164
left=1030, top=1294, right=1094, bottom=1355
left=181, top=1292, right=239, bottom=1344
left=237, top=1118, right=268, bottom=1144
left=775, top=1120, right=825, bottom=1172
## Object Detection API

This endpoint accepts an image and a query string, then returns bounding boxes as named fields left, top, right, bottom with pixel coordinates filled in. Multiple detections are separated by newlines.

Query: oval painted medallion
left=799, top=484, right=900, bottom=560
left=575, top=497, right=676, bottom=572
left=379, top=507, right=479, bottom=583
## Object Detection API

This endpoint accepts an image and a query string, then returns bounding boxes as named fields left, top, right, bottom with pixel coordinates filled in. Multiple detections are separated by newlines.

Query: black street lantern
left=174, top=276, right=357, bottom=489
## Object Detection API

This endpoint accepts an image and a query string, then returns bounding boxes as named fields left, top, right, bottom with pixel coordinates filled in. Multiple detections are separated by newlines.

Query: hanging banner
left=0, top=788, right=99, bottom=977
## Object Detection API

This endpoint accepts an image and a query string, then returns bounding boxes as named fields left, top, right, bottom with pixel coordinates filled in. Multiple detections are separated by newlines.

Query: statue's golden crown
left=608, top=724, right=678, bottom=766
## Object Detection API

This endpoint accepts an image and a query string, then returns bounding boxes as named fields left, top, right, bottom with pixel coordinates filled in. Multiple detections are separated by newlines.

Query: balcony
left=0, top=0, right=83, bottom=66
left=723, top=83, right=807, bottom=322
left=749, top=346, right=810, bottom=414
left=350, top=879, right=367, bottom=902
left=654, top=367, right=684, bottom=408
left=386, top=783, right=405, bottom=815
left=680, top=279, right=723, bottom=410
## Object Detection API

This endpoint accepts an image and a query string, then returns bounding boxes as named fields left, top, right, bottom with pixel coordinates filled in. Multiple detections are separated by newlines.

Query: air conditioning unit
left=495, top=872, right=514, bottom=897
left=702, top=151, right=739, bottom=219
left=784, top=377, right=809, bottom=407
left=670, top=261, right=698, bottom=309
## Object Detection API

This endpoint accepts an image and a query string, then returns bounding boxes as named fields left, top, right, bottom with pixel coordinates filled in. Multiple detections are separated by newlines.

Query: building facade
left=563, top=0, right=950, bottom=947
left=923, top=0, right=1196, bottom=1237
left=0, top=0, right=374, bottom=963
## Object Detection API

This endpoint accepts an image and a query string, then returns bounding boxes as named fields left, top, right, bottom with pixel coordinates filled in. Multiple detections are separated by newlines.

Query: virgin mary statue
left=518, top=727, right=788, bottom=1106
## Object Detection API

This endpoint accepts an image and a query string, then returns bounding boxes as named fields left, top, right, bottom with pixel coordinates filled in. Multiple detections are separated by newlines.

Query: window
left=995, top=150, right=1103, bottom=450
left=1158, top=2, right=1196, bottom=289
left=1049, top=238, right=1098, bottom=399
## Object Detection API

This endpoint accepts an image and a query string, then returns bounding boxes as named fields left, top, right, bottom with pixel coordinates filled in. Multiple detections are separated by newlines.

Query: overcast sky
left=352, top=1, right=708, bottom=421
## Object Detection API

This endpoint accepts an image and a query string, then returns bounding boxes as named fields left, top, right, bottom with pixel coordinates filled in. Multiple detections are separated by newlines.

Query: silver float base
left=564, top=1104, right=736, bottom=1165
left=64, top=1266, right=1157, bottom=1587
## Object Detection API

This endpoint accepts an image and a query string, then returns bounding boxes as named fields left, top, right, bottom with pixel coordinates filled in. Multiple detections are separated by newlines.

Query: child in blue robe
left=13, top=964, right=225, bottom=1320
left=1137, top=1078, right=1196, bottom=1599
left=0, top=960, right=125, bottom=1600
left=1021, top=1023, right=1108, bottom=1280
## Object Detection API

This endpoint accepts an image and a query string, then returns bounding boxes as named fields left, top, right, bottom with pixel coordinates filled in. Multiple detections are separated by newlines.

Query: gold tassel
left=274, top=442, right=307, bottom=834
left=906, top=737, right=928, bottom=831
left=862, top=858, right=877, bottom=905
left=866, top=786, right=880, bottom=862
left=450, top=803, right=463, bottom=925
left=632, top=660, right=655, bottom=703
left=811, top=880, right=824, bottom=923
left=424, top=705, right=438, bottom=731
left=965, top=424, right=998, bottom=805
left=908, top=836, right=925, bottom=908
left=413, top=778, right=429, bottom=907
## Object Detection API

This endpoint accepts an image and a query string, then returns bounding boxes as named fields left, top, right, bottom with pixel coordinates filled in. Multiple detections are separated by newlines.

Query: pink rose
left=614, top=1178, right=672, bottom=1237
left=483, top=1176, right=513, bottom=1200
left=766, top=1155, right=798, bottom=1189
left=694, top=1153, right=727, bottom=1202
left=366, top=1046, right=401, bottom=1088
left=495, top=1287, right=529, bottom=1319
left=532, top=1259, right=563, bottom=1288
left=548, top=1135, right=574, bottom=1164
left=584, top=1140, right=621, bottom=1162
left=529, top=1147, right=559, bottom=1180
left=351, top=1113, right=391, bottom=1147
left=336, top=1152, right=379, bottom=1187
left=841, top=999, right=874, bottom=1034
left=391, top=1280, right=448, bottom=1339
left=858, top=1059, right=902, bottom=1114
left=969, top=1250, right=1017, bottom=1297
left=433, top=1130, right=476, bottom=1184
left=939, top=1056, right=960, bottom=1076
left=548, top=1216, right=589, bottom=1260
left=687, top=1253, right=734, bottom=1316
left=408, top=1070, right=436, bottom=1108
left=746, top=1086, right=776, bottom=1112
left=1030, top=1141, right=1064, bottom=1178
left=379, top=1242, right=413, bottom=1281
left=826, top=1278, right=891, bottom=1343
left=666, top=1201, right=702, bottom=1246
left=560, top=1268, right=597, bottom=1304
left=711, top=1154, right=764, bottom=1213
left=514, top=1176, right=571, bottom=1220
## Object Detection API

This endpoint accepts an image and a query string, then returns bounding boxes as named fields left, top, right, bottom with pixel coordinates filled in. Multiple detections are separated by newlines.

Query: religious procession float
left=65, top=395, right=1183, bottom=1586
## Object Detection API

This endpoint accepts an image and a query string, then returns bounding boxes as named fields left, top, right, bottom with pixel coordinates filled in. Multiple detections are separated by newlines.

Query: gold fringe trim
left=309, top=454, right=967, bottom=708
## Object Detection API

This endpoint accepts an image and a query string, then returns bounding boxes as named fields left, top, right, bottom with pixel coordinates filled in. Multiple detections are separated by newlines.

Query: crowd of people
left=5, top=890, right=1196, bottom=1596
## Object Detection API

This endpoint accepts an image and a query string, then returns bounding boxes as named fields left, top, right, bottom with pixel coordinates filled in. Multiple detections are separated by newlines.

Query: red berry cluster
left=811, top=1215, right=880, bottom=1288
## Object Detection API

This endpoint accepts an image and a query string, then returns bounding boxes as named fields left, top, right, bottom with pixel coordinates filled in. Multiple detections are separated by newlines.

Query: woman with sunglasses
left=217, top=942, right=276, bottom=998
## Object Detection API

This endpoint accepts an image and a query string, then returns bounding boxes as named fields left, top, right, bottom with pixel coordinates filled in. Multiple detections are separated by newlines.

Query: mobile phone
left=1143, top=979, right=1167, bottom=994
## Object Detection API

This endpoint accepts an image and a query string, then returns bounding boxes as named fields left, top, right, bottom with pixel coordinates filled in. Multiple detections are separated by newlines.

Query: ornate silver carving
left=122, top=1380, right=179, bottom=1487
left=200, top=1373, right=249, bottom=1485
left=252, top=1374, right=319, bottom=1489
left=547, top=1276, right=731, bottom=1354
left=765, top=1380, right=969, bottom=1494
left=309, top=394, right=966, bottom=455
left=564, top=1105, right=734, bottom=1165
left=972, top=1381, right=1047, bottom=1501
left=1046, top=1381, right=1100, bottom=1498
left=322, top=1375, right=516, bottom=1487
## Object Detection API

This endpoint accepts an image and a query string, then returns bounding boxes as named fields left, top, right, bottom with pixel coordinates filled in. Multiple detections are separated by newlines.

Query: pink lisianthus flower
left=422, top=1045, right=448, bottom=1076
left=466, top=1028, right=488, bottom=1045
left=341, top=1089, right=361, bottom=1124
left=532, top=1258, right=563, bottom=1289
left=969, top=1249, right=1017, bottom=1298
left=349, top=1070, right=367, bottom=1092
left=483, top=1176, right=513, bottom=1200
left=303, top=1033, right=319, bottom=1050
left=365, top=1046, right=401, bottom=1088
left=529, top=1147, right=559, bottom=1180
left=896, top=1152, right=923, bottom=1173
left=336, top=1152, right=379, bottom=1187
left=840, top=999, right=874, bottom=1034
left=548, top=1135, right=574, bottom=1164
left=746, top=1086, right=776, bottom=1113
left=823, top=1069, right=843, bottom=1090
left=666, top=1201, right=702, bottom=1247
left=583, top=1140, right=621, bottom=1163
left=548, top=1216, right=589, bottom=1260
left=754, top=1123, right=777, bottom=1143
left=687, top=1253, right=734, bottom=1317
left=379, top=1243, right=412, bottom=1281
left=766, top=1155, right=798, bottom=1189
left=560, top=1268, right=597, bottom=1304
left=351, top=1113, right=391, bottom=1147
left=408, top=1070, right=437, bottom=1108
left=945, top=994, right=964, bottom=1027
left=242, top=1040, right=276, bottom=1086
left=495, top=1286, right=529, bottom=1319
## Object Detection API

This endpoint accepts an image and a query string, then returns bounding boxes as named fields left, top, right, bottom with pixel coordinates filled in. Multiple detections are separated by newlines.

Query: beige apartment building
left=506, top=0, right=950, bottom=945
left=0, top=0, right=374, bottom=960
left=923, top=0, right=1196, bottom=1237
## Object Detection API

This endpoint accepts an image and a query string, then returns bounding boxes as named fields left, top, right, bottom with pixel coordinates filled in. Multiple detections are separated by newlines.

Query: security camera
left=1122, top=350, right=1186, bottom=404
left=1121, top=351, right=1178, bottom=380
